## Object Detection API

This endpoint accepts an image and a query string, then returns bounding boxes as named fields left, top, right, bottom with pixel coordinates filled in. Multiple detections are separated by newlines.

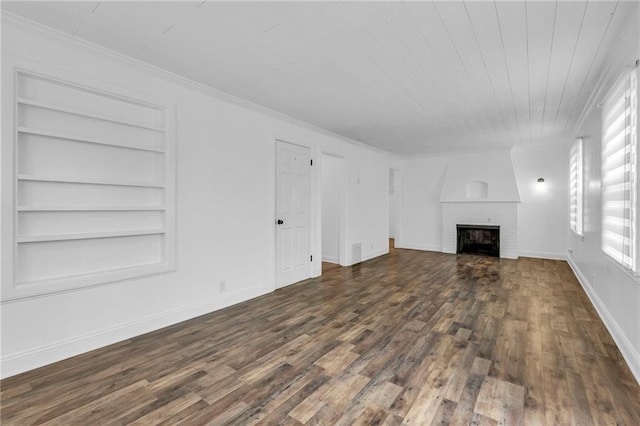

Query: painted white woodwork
left=1, top=1, right=635, bottom=155
left=321, top=154, right=342, bottom=264
left=275, top=140, right=312, bottom=288
left=3, top=67, right=175, bottom=300
left=389, top=169, right=398, bottom=238
left=441, top=202, right=518, bottom=260
left=569, top=138, right=584, bottom=236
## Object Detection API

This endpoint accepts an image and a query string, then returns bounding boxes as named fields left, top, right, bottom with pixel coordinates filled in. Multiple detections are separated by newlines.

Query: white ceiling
left=2, top=1, right=636, bottom=155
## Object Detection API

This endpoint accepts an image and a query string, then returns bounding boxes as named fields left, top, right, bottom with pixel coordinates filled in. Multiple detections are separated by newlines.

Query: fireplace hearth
left=456, top=224, right=500, bottom=257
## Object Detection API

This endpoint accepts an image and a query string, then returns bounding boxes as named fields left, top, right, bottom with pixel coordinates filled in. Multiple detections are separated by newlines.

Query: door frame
left=389, top=167, right=401, bottom=246
left=321, top=152, right=348, bottom=267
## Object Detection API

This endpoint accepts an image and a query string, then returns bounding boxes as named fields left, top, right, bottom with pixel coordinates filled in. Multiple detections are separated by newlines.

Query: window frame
left=570, top=137, right=584, bottom=237
left=600, top=65, right=639, bottom=274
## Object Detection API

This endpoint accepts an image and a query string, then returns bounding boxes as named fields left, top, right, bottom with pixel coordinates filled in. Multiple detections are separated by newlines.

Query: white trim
left=320, top=152, right=349, bottom=268
left=0, top=282, right=273, bottom=379
left=394, top=242, right=442, bottom=252
left=1, top=11, right=391, bottom=158
left=567, top=254, right=640, bottom=386
left=518, top=250, right=567, bottom=261
left=360, top=248, right=388, bottom=264
left=322, top=256, right=340, bottom=264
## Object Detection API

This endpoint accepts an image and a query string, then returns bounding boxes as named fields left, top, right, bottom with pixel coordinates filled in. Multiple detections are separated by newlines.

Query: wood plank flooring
left=2, top=247, right=640, bottom=424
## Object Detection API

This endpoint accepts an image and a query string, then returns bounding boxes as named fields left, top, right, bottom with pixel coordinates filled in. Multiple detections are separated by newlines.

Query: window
left=570, top=137, right=584, bottom=236
left=601, top=66, right=638, bottom=271
left=2, top=66, right=175, bottom=300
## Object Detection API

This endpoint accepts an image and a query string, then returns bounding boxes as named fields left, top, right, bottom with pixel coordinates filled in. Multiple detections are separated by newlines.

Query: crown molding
left=1, top=10, right=392, bottom=157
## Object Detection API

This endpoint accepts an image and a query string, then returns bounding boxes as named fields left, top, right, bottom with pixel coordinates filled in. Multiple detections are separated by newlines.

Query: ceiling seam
left=493, top=1, right=522, bottom=145
left=564, top=0, right=620, bottom=135
left=401, top=1, right=479, bottom=128
left=550, top=1, right=588, bottom=133
left=339, top=2, right=426, bottom=123
left=432, top=2, right=493, bottom=139
left=373, top=2, right=451, bottom=124
left=540, top=0, right=558, bottom=137
left=463, top=0, right=512, bottom=146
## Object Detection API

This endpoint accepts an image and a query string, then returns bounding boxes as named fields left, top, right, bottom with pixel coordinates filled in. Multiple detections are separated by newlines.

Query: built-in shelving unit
left=6, top=69, right=176, bottom=299
left=17, top=127, right=166, bottom=153
left=17, top=229, right=166, bottom=243
left=17, top=174, right=166, bottom=188
left=17, top=97, right=166, bottom=132
left=16, top=206, right=166, bottom=212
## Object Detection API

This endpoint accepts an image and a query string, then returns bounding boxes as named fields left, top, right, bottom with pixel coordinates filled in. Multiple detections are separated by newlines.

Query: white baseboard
left=519, top=250, right=567, bottom=260
left=567, top=255, right=640, bottom=386
left=322, top=255, right=340, bottom=264
left=362, top=248, right=388, bottom=262
left=0, top=282, right=273, bottom=379
left=394, top=242, right=441, bottom=252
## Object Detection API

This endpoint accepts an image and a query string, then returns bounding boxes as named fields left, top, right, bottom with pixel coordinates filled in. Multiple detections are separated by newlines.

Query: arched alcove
left=466, top=180, right=488, bottom=199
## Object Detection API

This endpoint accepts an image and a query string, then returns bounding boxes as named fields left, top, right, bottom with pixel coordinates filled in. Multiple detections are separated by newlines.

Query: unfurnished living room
left=1, top=0, right=640, bottom=424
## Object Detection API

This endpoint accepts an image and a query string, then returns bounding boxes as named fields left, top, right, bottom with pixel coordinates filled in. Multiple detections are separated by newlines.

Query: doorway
left=389, top=168, right=399, bottom=251
left=275, top=140, right=312, bottom=288
left=321, top=153, right=346, bottom=272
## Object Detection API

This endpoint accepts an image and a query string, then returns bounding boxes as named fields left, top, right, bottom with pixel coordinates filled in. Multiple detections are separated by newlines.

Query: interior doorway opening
left=389, top=168, right=399, bottom=251
left=321, top=153, right=346, bottom=273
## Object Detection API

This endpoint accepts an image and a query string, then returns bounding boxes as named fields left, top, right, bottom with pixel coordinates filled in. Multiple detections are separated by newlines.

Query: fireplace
left=456, top=224, right=500, bottom=257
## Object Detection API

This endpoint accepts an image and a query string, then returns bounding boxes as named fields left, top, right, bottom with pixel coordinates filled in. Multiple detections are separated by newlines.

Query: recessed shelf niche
left=466, top=181, right=489, bottom=200
left=6, top=69, right=175, bottom=300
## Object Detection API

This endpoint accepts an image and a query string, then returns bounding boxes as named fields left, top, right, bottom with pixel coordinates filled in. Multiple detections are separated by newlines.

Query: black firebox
left=456, top=224, right=500, bottom=257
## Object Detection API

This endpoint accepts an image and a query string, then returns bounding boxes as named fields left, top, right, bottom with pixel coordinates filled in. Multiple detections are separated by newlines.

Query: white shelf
left=17, top=127, right=165, bottom=153
left=17, top=206, right=165, bottom=212
left=17, top=174, right=165, bottom=189
left=17, top=97, right=165, bottom=132
left=17, top=229, right=165, bottom=243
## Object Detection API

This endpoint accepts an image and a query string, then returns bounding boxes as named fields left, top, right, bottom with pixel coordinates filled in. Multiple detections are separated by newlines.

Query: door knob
left=276, top=219, right=284, bottom=225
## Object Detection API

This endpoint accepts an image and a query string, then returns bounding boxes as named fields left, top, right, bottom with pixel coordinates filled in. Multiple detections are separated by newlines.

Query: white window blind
left=570, top=137, right=584, bottom=236
left=601, top=67, right=638, bottom=271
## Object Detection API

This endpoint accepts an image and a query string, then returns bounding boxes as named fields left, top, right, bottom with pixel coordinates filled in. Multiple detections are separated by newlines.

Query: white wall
left=512, top=144, right=569, bottom=259
left=439, top=150, right=521, bottom=202
left=398, top=147, right=567, bottom=259
left=397, top=155, right=447, bottom=252
left=347, top=149, right=390, bottom=262
left=0, top=15, right=391, bottom=378
left=321, top=155, right=341, bottom=263
left=567, top=2, right=640, bottom=383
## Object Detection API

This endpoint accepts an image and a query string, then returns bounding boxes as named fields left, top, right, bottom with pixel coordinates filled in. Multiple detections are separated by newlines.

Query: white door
left=276, top=140, right=312, bottom=288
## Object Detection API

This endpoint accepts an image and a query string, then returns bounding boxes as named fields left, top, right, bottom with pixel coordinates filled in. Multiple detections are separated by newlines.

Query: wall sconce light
left=537, top=178, right=545, bottom=185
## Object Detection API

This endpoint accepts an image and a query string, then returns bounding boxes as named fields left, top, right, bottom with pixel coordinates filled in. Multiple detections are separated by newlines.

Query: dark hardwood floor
left=2, top=248, right=640, bottom=424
